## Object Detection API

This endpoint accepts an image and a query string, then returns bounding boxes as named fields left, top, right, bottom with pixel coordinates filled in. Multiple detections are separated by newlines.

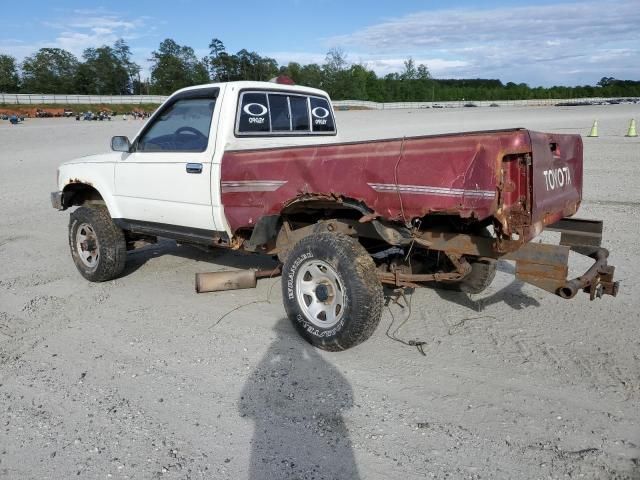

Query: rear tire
left=69, top=206, right=126, bottom=282
left=434, top=227, right=497, bottom=294
left=440, top=257, right=497, bottom=294
left=282, top=233, right=383, bottom=351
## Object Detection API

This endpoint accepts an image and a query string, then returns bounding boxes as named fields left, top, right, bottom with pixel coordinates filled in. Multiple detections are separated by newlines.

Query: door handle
left=186, top=163, right=203, bottom=174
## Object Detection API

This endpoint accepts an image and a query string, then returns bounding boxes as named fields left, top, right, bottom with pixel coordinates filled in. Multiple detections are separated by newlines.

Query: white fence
left=332, top=97, right=637, bottom=109
left=1, top=93, right=636, bottom=108
left=0, top=93, right=167, bottom=105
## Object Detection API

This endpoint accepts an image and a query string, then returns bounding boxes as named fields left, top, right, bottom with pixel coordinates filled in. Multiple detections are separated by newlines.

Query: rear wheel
left=435, top=227, right=497, bottom=294
left=69, top=206, right=126, bottom=282
left=282, top=233, right=383, bottom=351
left=440, top=257, right=497, bottom=294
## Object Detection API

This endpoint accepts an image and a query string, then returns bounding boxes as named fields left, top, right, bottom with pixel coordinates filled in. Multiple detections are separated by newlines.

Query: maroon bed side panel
left=220, top=130, right=533, bottom=233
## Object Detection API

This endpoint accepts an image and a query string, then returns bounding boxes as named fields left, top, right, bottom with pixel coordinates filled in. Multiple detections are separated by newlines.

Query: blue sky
left=1, top=0, right=638, bottom=87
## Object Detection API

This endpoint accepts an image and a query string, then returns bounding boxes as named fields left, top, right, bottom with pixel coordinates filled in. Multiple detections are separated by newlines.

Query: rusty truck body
left=51, top=81, right=618, bottom=350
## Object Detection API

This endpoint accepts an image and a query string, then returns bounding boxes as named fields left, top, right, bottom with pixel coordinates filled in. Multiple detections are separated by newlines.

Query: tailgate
left=529, top=131, right=583, bottom=229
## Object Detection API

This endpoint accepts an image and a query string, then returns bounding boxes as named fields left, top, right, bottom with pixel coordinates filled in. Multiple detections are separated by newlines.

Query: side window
left=290, top=96, right=310, bottom=131
left=238, top=92, right=270, bottom=133
left=310, top=97, right=334, bottom=132
left=268, top=94, right=290, bottom=131
left=137, top=98, right=215, bottom=152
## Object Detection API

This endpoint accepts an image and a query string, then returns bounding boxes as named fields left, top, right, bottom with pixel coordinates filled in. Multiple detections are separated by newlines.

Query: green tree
left=280, top=62, right=302, bottom=83
left=322, top=48, right=349, bottom=98
left=342, top=63, right=373, bottom=100
left=401, top=58, right=416, bottom=80
left=12, top=36, right=640, bottom=100
left=215, top=52, right=238, bottom=81
left=150, top=39, right=209, bottom=94
left=74, top=62, right=96, bottom=95
left=597, top=77, right=616, bottom=87
left=0, top=54, right=20, bottom=92
left=75, top=46, right=129, bottom=94
left=298, top=63, right=323, bottom=88
left=236, top=49, right=259, bottom=79
left=252, top=54, right=278, bottom=81
left=208, top=40, right=278, bottom=82
left=416, top=64, right=431, bottom=80
left=192, top=59, right=211, bottom=85
left=21, top=48, right=78, bottom=93
left=113, top=39, right=141, bottom=94
left=208, top=37, right=227, bottom=81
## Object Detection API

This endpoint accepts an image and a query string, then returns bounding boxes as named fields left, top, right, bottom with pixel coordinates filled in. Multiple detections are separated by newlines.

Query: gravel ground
left=0, top=104, right=638, bottom=479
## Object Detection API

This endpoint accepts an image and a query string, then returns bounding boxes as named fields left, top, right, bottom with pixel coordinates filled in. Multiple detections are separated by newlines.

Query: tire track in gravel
left=0, top=235, right=28, bottom=249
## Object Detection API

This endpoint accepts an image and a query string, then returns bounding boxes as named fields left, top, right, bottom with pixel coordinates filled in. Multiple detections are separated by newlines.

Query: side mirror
left=111, top=136, right=131, bottom=152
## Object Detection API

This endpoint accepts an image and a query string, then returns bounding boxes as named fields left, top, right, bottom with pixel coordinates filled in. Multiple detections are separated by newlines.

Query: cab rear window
left=236, top=91, right=335, bottom=136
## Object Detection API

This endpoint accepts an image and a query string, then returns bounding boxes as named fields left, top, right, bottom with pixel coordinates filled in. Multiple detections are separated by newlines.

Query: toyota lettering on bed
left=50, top=79, right=619, bottom=352
left=543, top=167, right=572, bottom=191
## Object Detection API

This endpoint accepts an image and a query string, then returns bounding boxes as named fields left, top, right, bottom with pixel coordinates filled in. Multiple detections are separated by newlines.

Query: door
left=114, top=88, right=219, bottom=231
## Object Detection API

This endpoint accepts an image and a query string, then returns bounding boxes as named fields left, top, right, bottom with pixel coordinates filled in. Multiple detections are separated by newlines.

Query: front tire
left=282, top=233, right=383, bottom=351
left=69, top=206, right=126, bottom=282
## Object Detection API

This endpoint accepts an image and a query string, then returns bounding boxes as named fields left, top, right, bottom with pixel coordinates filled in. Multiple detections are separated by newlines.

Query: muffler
left=195, top=267, right=281, bottom=293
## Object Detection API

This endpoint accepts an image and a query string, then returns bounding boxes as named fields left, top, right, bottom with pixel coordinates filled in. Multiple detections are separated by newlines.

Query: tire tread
left=68, top=206, right=126, bottom=282
left=282, top=233, right=383, bottom=351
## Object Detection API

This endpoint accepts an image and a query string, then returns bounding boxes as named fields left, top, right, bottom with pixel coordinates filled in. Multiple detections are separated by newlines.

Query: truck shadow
left=239, top=318, right=361, bottom=479
left=121, top=238, right=279, bottom=277
left=432, top=261, right=541, bottom=312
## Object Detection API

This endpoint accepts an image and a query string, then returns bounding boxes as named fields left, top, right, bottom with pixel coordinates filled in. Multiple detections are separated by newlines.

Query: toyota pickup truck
left=51, top=80, right=618, bottom=351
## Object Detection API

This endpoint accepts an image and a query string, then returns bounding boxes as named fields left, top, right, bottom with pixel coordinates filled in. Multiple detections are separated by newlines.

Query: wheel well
left=250, top=197, right=494, bottom=257
left=62, top=183, right=105, bottom=208
left=245, top=198, right=371, bottom=253
left=280, top=196, right=372, bottom=224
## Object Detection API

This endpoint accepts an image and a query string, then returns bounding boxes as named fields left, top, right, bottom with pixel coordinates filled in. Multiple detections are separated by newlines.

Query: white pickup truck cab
left=53, top=81, right=337, bottom=238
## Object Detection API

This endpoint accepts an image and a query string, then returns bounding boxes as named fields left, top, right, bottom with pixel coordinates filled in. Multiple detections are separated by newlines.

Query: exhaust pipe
left=195, top=267, right=281, bottom=293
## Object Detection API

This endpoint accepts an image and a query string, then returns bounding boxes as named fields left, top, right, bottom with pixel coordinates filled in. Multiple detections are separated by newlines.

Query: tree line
left=1, top=38, right=639, bottom=101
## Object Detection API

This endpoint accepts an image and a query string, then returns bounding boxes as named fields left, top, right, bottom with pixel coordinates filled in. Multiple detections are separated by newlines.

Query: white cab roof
left=173, top=81, right=329, bottom=98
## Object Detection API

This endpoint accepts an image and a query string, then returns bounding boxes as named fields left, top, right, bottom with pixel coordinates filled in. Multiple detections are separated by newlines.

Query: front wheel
left=68, top=206, right=127, bottom=282
left=282, top=233, right=383, bottom=351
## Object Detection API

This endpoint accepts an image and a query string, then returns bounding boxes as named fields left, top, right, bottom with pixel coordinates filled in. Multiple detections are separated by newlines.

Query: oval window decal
left=311, top=106, right=330, bottom=119
left=243, top=103, right=268, bottom=116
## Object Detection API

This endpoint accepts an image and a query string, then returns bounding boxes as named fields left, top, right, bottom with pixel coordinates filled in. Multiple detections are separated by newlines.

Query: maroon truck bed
left=220, top=128, right=583, bottom=243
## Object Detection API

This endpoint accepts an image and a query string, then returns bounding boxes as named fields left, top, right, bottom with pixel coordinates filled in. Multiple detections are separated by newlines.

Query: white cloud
left=326, top=1, right=640, bottom=85
left=0, top=9, right=152, bottom=62
left=0, top=9, right=157, bottom=79
left=357, top=57, right=469, bottom=77
left=49, top=10, right=150, bottom=56
left=2, top=2, right=638, bottom=86
left=266, top=51, right=328, bottom=66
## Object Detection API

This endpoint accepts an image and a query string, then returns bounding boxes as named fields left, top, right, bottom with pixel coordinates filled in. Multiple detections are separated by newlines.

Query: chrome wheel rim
left=76, top=223, right=99, bottom=269
left=295, top=259, right=345, bottom=328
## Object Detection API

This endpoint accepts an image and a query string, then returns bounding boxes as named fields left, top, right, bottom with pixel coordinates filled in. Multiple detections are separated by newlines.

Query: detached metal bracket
left=547, top=218, right=603, bottom=248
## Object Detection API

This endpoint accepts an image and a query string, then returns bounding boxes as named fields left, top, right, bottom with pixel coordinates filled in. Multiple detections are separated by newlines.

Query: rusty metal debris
left=558, top=248, right=618, bottom=300
left=380, top=217, right=617, bottom=299
left=377, top=253, right=471, bottom=289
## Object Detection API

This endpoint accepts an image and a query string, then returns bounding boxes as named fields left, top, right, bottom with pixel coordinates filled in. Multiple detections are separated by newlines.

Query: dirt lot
left=0, top=106, right=638, bottom=479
